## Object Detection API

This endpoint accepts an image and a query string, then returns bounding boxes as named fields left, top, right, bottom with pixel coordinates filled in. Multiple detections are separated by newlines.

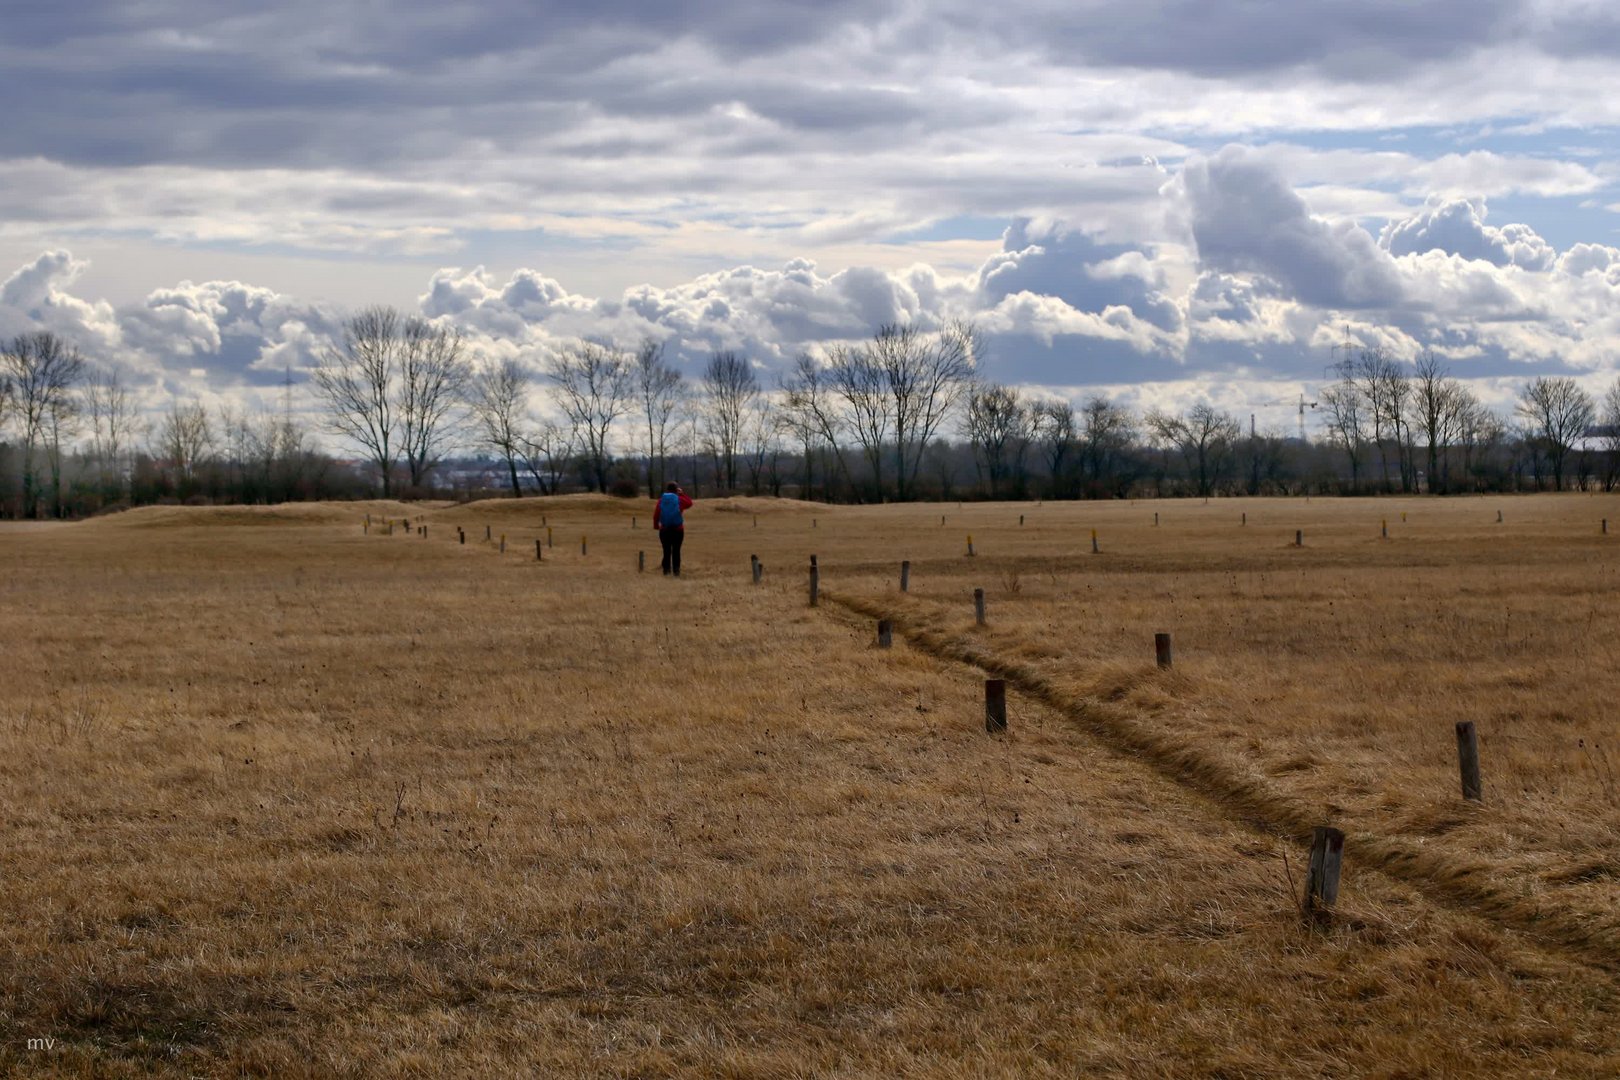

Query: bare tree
left=1318, top=381, right=1368, bottom=492
left=1602, top=379, right=1620, bottom=492
left=1516, top=376, right=1595, bottom=491
left=154, top=400, right=215, bottom=487
left=1034, top=398, right=1077, bottom=497
left=1409, top=351, right=1470, bottom=494
left=634, top=340, right=683, bottom=496
left=84, top=368, right=141, bottom=499
left=2, top=331, right=86, bottom=517
left=470, top=357, right=533, bottom=497
left=700, top=351, right=759, bottom=493
left=1078, top=395, right=1136, bottom=496
left=311, top=306, right=401, bottom=496
left=964, top=382, right=1030, bottom=498
left=546, top=341, right=632, bottom=493
left=780, top=352, right=850, bottom=499
left=1146, top=402, right=1241, bottom=497
left=398, top=317, right=469, bottom=490
left=875, top=321, right=978, bottom=500
left=519, top=419, right=576, bottom=496
left=827, top=342, right=891, bottom=499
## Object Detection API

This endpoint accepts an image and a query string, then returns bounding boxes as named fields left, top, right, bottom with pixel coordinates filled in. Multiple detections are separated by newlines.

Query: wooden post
left=974, top=587, right=986, bottom=626
left=485, top=525, right=491, bottom=541
left=639, top=550, right=645, bottom=573
left=813, top=518, right=817, bottom=529
left=547, top=526, right=553, bottom=548
left=877, top=619, right=893, bottom=649
left=1304, top=826, right=1345, bottom=919
left=536, top=539, right=543, bottom=561
left=941, top=514, right=946, bottom=526
left=753, top=515, right=757, bottom=528
left=1497, top=509, right=1503, bottom=523
left=810, top=554, right=817, bottom=568
left=1155, top=632, right=1173, bottom=669
left=809, top=563, right=819, bottom=607
left=1091, top=528, right=1099, bottom=554
left=1401, top=512, right=1407, bottom=523
left=1295, top=529, right=1303, bottom=547
left=1381, top=519, right=1387, bottom=539
left=900, top=560, right=911, bottom=592
left=1242, top=512, right=1247, bottom=526
left=499, top=534, right=506, bottom=554
left=984, top=679, right=1007, bottom=733
left=581, top=536, right=588, bottom=557
left=1604, top=519, right=1609, bottom=535
left=1456, top=721, right=1482, bottom=801
left=752, top=558, right=763, bottom=586
left=1154, top=512, right=1159, bottom=526
left=1019, top=514, right=1025, bottom=526
left=459, top=528, right=465, bottom=545
left=967, top=534, right=975, bottom=557
left=632, top=516, right=636, bottom=529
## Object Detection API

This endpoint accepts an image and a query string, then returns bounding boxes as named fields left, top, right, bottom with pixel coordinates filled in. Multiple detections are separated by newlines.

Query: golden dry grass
left=2, top=493, right=1619, bottom=1077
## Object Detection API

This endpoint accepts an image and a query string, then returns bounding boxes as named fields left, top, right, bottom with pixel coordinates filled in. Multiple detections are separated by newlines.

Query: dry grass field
left=3, top=492, right=1620, bottom=1077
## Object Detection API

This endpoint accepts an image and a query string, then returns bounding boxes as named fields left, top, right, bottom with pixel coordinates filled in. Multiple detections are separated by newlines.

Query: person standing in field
left=654, top=481, right=693, bottom=576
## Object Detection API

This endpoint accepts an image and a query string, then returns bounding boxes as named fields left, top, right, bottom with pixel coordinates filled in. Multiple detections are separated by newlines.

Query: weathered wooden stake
left=581, top=536, right=588, bottom=556
left=813, top=518, right=818, bottom=529
left=1154, top=512, right=1159, bottom=526
left=1401, top=512, right=1407, bottom=523
left=1381, top=519, right=1388, bottom=539
left=1497, top=509, right=1503, bottom=523
left=1019, top=514, right=1025, bottom=526
left=632, top=516, right=636, bottom=529
left=485, top=525, right=491, bottom=541
left=941, top=514, right=946, bottom=526
left=1242, top=512, right=1247, bottom=526
left=877, top=619, right=893, bottom=649
left=1091, top=528, right=1099, bottom=554
left=753, top=515, right=758, bottom=528
left=974, top=587, right=986, bottom=626
left=536, top=539, right=543, bottom=561
left=1154, top=632, right=1173, bottom=669
left=900, top=560, right=911, bottom=592
left=500, top=534, right=506, bottom=554
left=1456, top=721, right=1482, bottom=801
left=547, top=526, right=553, bottom=548
left=458, top=528, right=465, bottom=545
left=1604, top=518, right=1609, bottom=535
left=967, top=534, right=975, bottom=557
left=809, top=564, right=819, bottom=607
left=984, top=679, right=1007, bottom=733
left=639, top=550, right=645, bottom=572
left=1295, top=529, right=1303, bottom=547
left=752, top=557, right=763, bottom=585
left=1304, top=826, right=1345, bottom=919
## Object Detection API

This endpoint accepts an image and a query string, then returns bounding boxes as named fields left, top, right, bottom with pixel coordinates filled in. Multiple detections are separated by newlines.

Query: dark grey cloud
left=1179, top=146, right=1403, bottom=309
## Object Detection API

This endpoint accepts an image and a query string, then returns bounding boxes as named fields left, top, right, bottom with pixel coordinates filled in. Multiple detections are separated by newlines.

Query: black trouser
left=659, top=527, right=684, bottom=575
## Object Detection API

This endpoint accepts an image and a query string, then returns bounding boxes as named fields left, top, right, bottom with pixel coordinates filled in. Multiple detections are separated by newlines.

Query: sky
left=2, top=0, right=1619, bottom=438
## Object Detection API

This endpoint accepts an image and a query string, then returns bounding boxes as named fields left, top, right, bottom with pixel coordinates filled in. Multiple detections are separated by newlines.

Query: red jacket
left=652, top=490, right=693, bottom=530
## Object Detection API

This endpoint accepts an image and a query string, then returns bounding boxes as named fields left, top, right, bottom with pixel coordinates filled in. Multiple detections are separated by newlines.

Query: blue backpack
left=659, top=492, right=683, bottom=528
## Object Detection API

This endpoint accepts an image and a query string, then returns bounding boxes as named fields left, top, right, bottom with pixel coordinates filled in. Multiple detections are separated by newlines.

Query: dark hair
left=664, top=482, right=679, bottom=493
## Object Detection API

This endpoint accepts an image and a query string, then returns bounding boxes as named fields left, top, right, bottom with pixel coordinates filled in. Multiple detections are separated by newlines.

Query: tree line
left=4, top=313, right=1619, bottom=517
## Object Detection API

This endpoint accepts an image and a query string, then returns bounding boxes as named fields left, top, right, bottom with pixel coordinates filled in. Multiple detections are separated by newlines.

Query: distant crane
left=1249, top=393, right=1318, bottom=440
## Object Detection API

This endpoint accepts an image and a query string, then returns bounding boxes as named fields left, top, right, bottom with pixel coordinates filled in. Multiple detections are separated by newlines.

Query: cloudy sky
left=2, top=0, right=1619, bottom=434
